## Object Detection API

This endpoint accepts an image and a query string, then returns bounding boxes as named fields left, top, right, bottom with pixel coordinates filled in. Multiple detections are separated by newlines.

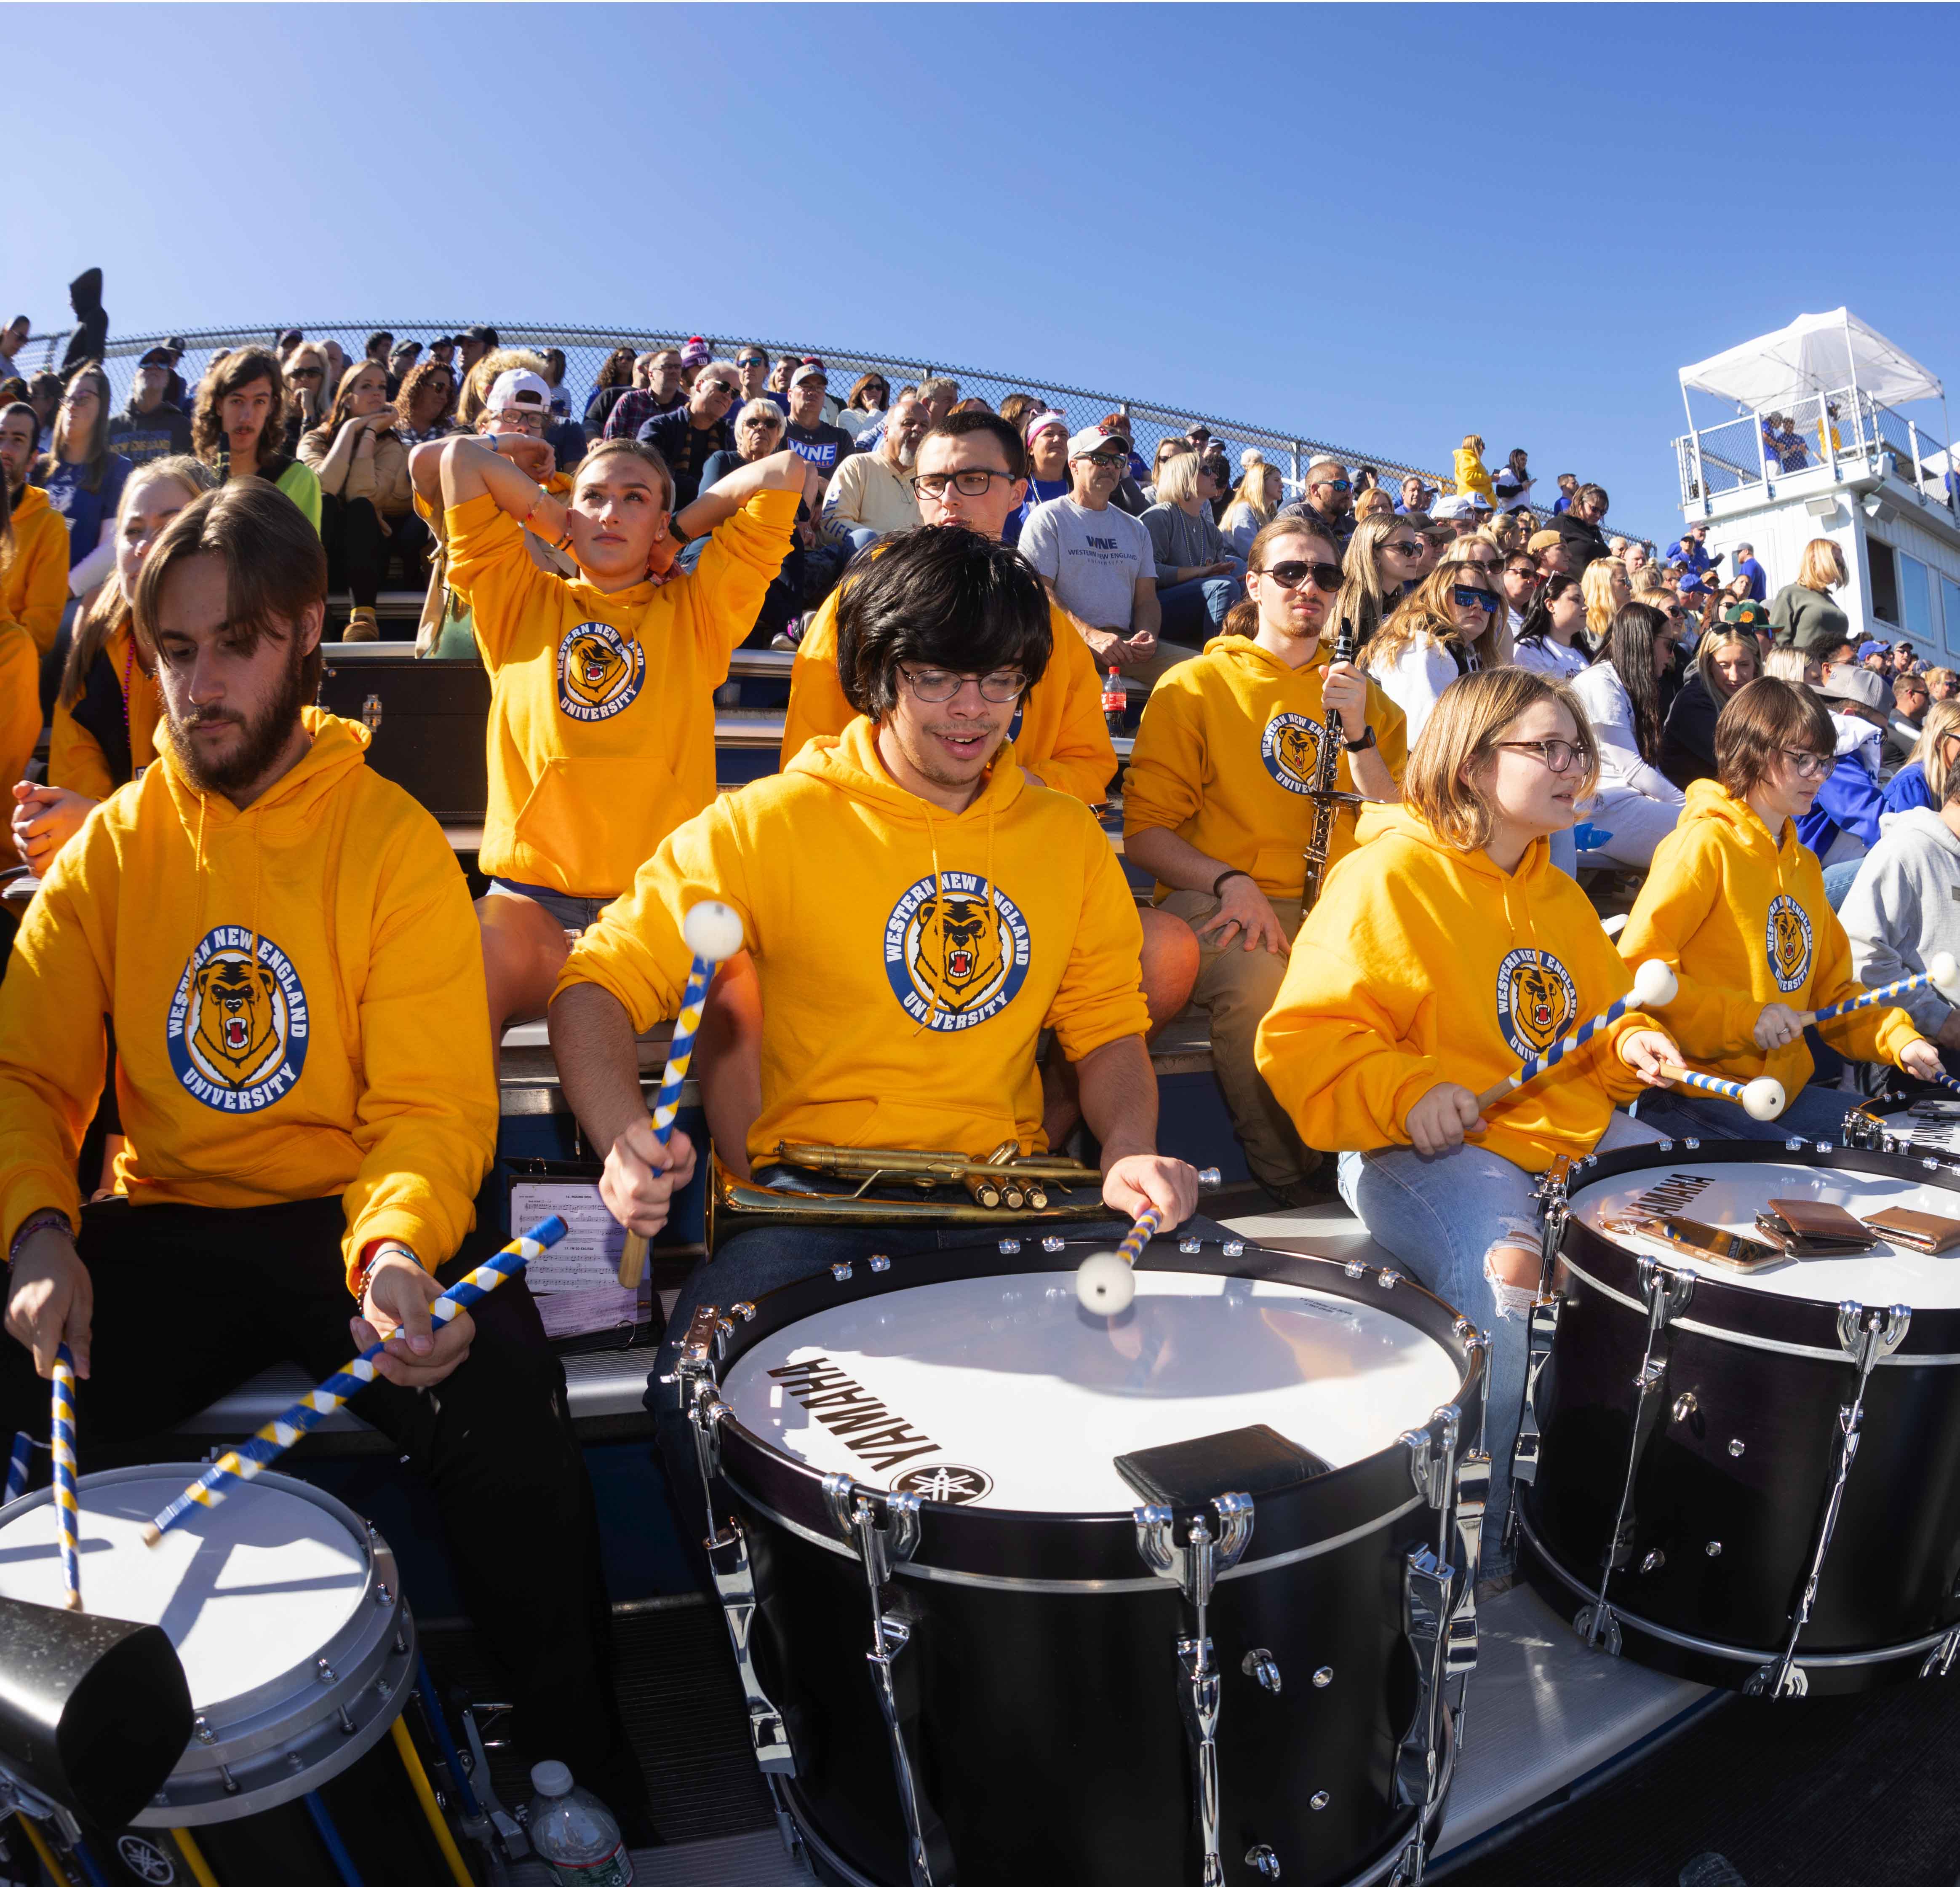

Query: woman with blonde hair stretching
left=1256, top=664, right=1680, bottom=1577
left=1362, top=549, right=1507, bottom=743
left=1768, top=537, right=1851, bottom=655
left=1336, top=511, right=1428, bottom=652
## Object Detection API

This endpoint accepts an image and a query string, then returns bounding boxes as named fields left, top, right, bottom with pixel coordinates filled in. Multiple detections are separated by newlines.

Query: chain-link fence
left=17, top=318, right=1662, bottom=551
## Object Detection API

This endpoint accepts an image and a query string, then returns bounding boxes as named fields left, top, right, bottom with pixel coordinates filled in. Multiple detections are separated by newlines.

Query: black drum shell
left=705, top=1235, right=1486, bottom=1887
left=1520, top=1139, right=1960, bottom=1693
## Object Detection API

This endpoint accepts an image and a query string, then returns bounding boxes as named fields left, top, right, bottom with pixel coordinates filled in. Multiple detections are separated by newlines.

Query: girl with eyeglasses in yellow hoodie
left=1255, top=667, right=1683, bottom=1577
left=1618, top=676, right=1939, bottom=1142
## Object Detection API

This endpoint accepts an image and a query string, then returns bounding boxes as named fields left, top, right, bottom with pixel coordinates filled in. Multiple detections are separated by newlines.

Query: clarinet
left=1300, top=615, right=1359, bottom=917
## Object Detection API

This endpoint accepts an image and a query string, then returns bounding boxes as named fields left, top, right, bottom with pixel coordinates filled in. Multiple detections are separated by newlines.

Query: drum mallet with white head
left=617, top=901, right=745, bottom=1292
left=1798, top=953, right=1960, bottom=1026
left=1473, top=959, right=1679, bottom=1114
left=1656, top=1058, right=1786, bottom=1120
left=1075, top=1168, right=1223, bottom=1315
left=143, top=1217, right=569, bottom=1545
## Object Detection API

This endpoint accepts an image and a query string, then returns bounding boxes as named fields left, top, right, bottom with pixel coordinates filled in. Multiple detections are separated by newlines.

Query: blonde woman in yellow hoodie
left=1619, top=676, right=1939, bottom=1142
left=1452, top=433, right=1495, bottom=506
left=1255, top=666, right=1682, bottom=1577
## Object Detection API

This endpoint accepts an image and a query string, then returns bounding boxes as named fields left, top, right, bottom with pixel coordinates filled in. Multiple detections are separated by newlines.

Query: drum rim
left=704, top=1235, right=1487, bottom=1585
left=1561, top=1137, right=1960, bottom=1356
left=0, top=1464, right=401, bottom=1757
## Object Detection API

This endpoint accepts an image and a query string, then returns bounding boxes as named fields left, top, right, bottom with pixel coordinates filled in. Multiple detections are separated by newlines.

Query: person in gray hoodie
left=1841, top=773, right=1960, bottom=1090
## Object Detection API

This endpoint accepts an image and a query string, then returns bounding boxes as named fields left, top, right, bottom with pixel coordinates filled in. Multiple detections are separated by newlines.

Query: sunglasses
left=1452, top=586, right=1500, bottom=612
left=1315, top=478, right=1352, bottom=493
left=1258, top=560, right=1343, bottom=594
left=1384, top=538, right=1424, bottom=556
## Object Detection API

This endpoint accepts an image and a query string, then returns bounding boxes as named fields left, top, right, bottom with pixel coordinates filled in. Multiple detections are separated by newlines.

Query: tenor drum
left=675, top=1233, right=1488, bottom=1887
left=1517, top=1131, right=1960, bottom=1696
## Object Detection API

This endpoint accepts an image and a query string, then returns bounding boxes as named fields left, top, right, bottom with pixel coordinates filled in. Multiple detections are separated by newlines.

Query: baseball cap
left=1025, top=410, right=1069, bottom=442
left=137, top=346, right=174, bottom=367
left=547, top=386, right=571, bottom=417
left=1432, top=494, right=1468, bottom=520
left=1067, top=426, right=1127, bottom=460
left=389, top=338, right=421, bottom=361
left=790, top=364, right=828, bottom=389
left=1819, top=666, right=1885, bottom=711
left=1677, top=576, right=1709, bottom=596
left=1527, top=529, right=1564, bottom=553
left=1722, top=601, right=1770, bottom=629
left=463, top=324, right=499, bottom=346
left=679, top=336, right=712, bottom=369
left=1463, top=492, right=1493, bottom=513
left=276, top=329, right=302, bottom=352
left=1857, top=639, right=1891, bottom=662
left=162, top=336, right=186, bottom=356
left=487, top=368, right=551, bottom=413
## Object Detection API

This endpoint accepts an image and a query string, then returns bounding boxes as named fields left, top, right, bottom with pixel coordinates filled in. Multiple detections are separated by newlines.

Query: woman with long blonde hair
left=1882, top=697, right=1960, bottom=814
left=1363, top=551, right=1507, bottom=743
left=1219, top=450, right=1282, bottom=555
left=1768, top=536, right=1850, bottom=655
left=1581, top=554, right=1631, bottom=647
left=1336, top=511, right=1428, bottom=652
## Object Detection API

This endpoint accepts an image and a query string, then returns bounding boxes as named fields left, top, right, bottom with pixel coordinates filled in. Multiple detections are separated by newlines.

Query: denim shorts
left=487, top=877, right=615, bottom=934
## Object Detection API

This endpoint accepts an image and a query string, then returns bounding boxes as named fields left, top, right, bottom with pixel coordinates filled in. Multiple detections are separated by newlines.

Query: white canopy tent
left=1678, top=309, right=1944, bottom=421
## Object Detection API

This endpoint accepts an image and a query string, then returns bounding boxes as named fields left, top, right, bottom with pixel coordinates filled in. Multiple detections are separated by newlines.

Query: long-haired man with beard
left=0, top=478, right=656, bottom=1838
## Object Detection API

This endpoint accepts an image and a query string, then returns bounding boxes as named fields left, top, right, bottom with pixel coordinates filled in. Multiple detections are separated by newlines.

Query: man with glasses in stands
left=734, top=347, right=771, bottom=405
left=634, top=361, right=742, bottom=509
left=602, top=349, right=686, bottom=440
left=1277, top=456, right=1356, bottom=546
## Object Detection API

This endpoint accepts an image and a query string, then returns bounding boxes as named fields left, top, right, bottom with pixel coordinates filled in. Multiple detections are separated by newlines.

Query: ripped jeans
left=1337, top=1111, right=1665, bottom=1580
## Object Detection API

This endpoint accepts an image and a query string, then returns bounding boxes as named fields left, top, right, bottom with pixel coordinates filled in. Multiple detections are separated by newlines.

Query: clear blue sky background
left=8, top=3, right=1955, bottom=538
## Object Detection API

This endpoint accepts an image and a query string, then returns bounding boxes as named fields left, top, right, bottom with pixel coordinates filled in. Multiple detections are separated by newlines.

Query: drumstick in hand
left=1656, top=1058, right=1785, bottom=1120
left=1798, top=953, right=1960, bottom=1026
left=617, top=901, right=745, bottom=1291
left=1474, top=959, right=1678, bottom=1113
left=143, top=1218, right=568, bottom=1545
left=51, top=1346, right=80, bottom=1610
left=1075, top=1206, right=1162, bottom=1317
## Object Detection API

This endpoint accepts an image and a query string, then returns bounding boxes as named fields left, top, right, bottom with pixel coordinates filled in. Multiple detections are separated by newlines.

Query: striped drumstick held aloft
left=618, top=901, right=745, bottom=1291
left=144, top=1218, right=568, bottom=1545
left=1800, top=953, right=1960, bottom=1027
left=51, top=1346, right=80, bottom=1610
left=1474, top=959, right=1679, bottom=1113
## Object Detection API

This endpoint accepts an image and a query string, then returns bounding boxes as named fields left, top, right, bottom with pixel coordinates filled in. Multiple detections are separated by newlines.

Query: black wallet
left=1114, top=1425, right=1330, bottom=1509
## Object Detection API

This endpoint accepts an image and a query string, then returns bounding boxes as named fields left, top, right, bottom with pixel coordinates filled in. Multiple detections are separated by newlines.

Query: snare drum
left=0, top=1467, right=455, bottom=1886
left=678, top=1234, right=1488, bottom=1887
left=1518, top=1133, right=1960, bottom=1695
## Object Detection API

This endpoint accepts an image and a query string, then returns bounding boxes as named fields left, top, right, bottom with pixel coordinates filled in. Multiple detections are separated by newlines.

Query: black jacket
left=1658, top=670, right=1720, bottom=791
left=59, top=269, right=107, bottom=373
left=1554, top=510, right=1610, bottom=569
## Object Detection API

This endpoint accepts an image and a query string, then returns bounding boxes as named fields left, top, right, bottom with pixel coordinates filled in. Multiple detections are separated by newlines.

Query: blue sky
left=8, top=3, right=1955, bottom=539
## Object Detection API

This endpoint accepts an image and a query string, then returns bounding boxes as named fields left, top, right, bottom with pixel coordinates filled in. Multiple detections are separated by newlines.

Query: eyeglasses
left=912, top=468, right=1015, bottom=497
left=1495, top=738, right=1583, bottom=774
left=901, top=665, right=1027, bottom=703
left=1314, top=478, right=1352, bottom=493
left=1383, top=539, right=1424, bottom=556
left=1256, top=560, right=1343, bottom=594
left=1781, top=748, right=1834, bottom=780
left=497, top=410, right=551, bottom=436
left=1452, top=586, right=1500, bottom=612
left=289, top=367, right=323, bottom=381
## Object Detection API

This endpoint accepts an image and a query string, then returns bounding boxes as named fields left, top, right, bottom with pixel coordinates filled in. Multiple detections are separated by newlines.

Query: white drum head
left=722, top=1270, right=1463, bottom=1512
left=1575, top=1158, right=1960, bottom=1305
left=1878, top=1101, right=1960, bottom=1156
left=0, top=1473, right=369, bottom=1711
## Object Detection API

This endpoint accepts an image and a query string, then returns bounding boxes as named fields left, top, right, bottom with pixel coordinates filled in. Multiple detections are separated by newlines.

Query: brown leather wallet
left=1862, top=1206, right=1960, bottom=1254
left=1754, top=1197, right=1880, bottom=1256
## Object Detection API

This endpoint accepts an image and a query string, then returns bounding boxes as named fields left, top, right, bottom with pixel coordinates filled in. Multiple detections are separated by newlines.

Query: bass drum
left=1517, top=1131, right=1960, bottom=1695
left=679, top=1232, right=1488, bottom=1887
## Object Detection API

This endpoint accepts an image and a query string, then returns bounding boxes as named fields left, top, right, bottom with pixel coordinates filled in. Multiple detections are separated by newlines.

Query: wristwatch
left=1343, top=724, right=1376, bottom=754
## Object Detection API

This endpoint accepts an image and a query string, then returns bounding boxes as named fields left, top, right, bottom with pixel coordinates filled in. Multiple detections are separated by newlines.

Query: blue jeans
left=1549, top=826, right=1578, bottom=877
left=1337, top=1112, right=1664, bottom=1580
left=1156, top=574, right=1243, bottom=642
left=1821, top=859, right=1862, bottom=911
left=1631, top=1078, right=1861, bottom=1144
left=487, top=877, right=614, bottom=932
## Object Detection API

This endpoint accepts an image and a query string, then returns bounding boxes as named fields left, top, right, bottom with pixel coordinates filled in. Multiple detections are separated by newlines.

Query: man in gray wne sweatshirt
left=1840, top=797, right=1960, bottom=1078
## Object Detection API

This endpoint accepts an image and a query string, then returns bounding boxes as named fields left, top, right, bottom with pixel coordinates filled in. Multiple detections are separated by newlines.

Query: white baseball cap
left=1067, top=426, right=1128, bottom=460
left=487, top=369, right=552, bottom=413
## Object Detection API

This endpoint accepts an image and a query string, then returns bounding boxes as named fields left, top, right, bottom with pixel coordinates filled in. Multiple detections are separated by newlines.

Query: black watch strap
left=1343, top=724, right=1376, bottom=754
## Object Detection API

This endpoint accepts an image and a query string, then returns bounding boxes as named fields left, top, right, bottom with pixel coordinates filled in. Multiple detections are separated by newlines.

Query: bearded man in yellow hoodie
left=549, top=526, right=1204, bottom=1476
left=0, top=480, right=652, bottom=1836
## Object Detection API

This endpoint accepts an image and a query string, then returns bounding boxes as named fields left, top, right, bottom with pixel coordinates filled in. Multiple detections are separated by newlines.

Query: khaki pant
left=1160, top=889, right=1314, bottom=1193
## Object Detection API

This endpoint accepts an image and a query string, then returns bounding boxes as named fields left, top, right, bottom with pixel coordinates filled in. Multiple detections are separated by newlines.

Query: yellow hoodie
left=780, top=583, right=1117, bottom=806
left=1452, top=446, right=1494, bottom=504
left=1255, top=806, right=1655, bottom=1172
left=1, top=487, right=72, bottom=800
left=1619, top=779, right=1921, bottom=1089
left=557, top=716, right=1148, bottom=1165
left=444, top=484, right=798, bottom=897
left=0, top=710, right=496, bottom=1287
left=1124, top=634, right=1407, bottom=901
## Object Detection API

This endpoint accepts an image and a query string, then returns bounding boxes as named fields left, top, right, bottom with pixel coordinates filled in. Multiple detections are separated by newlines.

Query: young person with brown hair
left=191, top=347, right=321, bottom=532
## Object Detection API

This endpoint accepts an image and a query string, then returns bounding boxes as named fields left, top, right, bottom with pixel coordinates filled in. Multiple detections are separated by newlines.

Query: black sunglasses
left=1258, top=560, right=1343, bottom=594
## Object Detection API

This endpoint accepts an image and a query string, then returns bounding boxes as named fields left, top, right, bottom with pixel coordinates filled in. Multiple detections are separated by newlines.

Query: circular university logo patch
left=1261, top=712, right=1325, bottom=796
left=166, top=926, right=309, bottom=1112
left=882, top=874, right=1031, bottom=1031
left=1494, top=946, right=1579, bottom=1058
left=557, top=621, right=646, bottom=723
left=1765, top=893, right=1814, bottom=994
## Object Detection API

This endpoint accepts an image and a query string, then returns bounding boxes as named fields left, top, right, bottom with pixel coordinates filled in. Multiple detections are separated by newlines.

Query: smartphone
left=1603, top=1213, right=1786, bottom=1271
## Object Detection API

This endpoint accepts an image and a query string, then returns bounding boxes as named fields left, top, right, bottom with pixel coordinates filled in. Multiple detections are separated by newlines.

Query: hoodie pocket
left=512, top=755, right=694, bottom=895
left=1253, top=844, right=1306, bottom=893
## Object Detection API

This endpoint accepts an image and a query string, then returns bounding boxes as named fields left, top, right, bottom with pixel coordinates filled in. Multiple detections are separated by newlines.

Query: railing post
left=1692, top=430, right=1706, bottom=511
left=1290, top=441, right=1303, bottom=497
left=1909, top=419, right=1922, bottom=497
left=1756, top=410, right=1771, bottom=489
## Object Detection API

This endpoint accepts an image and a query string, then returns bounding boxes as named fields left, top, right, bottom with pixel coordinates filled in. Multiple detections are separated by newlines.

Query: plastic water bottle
left=526, top=1761, right=634, bottom=1885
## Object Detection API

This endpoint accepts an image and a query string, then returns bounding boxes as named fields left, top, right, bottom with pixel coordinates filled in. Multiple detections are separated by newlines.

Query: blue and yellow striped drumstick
left=618, top=901, right=745, bottom=1291
left=5, top=1431, right=36, bottom=1505
left=1800, top=953, right=1960, bottom=1026
left=51, top=1345, right=80, bottom=1610
left=1656, top=1056, right=1786, bottom=1121
left=1931, top=1069, right=1960, bottom=1100
left=143, top=1218, right=568, bottom=1545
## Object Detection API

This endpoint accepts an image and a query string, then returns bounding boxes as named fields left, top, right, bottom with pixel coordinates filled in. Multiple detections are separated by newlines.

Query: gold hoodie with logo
left=557, top=717, right=1148, bottom=1166
left=444, top=485, right=798, bottom=898
left=1123, top=633, right=1407, bottom=902
left=1619, top=778, right=1922, bottom=1091
left=0, top=710, right=495, bottom=1286
left=1255, top=805, right=1656, bottom=1172
left=2, top=486, right=71, bottom=799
